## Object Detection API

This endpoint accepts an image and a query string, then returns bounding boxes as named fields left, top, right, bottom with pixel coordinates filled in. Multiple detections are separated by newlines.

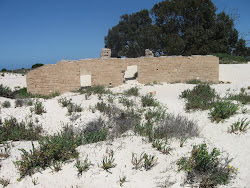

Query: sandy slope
left=0, top=63, right=250, bottom=188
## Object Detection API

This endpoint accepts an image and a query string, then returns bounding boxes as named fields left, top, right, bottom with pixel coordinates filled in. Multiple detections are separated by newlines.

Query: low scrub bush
left=131, top=152, right=157, bottom=171
left=79, top=85, right=111, bottom=96
left=101, top=150, right=116, bottom=171
left=186, top=79, right=203, bottom=84
left=225, top=88, right=250, bottom=105
left=2, top=101, right=10, bottom=108
left=67, top=103, right=82, bottom=115
left=177, top=143, right=237, bottom=187
left=118, top=96, right=134, bottom=108
left=144, top=106, right=166, bottom=123
left=0, top=117, right=43, bottom=143
left=30, top=101, right=46, bottom=115
left=180, top=83, right=218, bottom=111
left=229, top=118, right=250, bottom=133
left=15, top=126, right=83, bottom=177
left=152, top=139, right=171, bottom=155
left=210, top=53, right=247, bottom=64
left=83, top=118, right=108, bottom=144
left=154, top=114, right=199, bottom=140
left=58, top=97, right=72, bottom=107
left=141, top=94, right=159, bottom=107
left=0, top=178, right=10, bottom=187
left=209, top=101, right=239, bottom=123
left=123, top=87, right=140, bottom=96
left=0, top=142, right=11, bottom=159
left=75, top=156, right=91, bottom=175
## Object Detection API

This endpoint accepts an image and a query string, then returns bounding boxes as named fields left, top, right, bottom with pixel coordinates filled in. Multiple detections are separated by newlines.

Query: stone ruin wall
left=26, top=52, right=219, bottom=95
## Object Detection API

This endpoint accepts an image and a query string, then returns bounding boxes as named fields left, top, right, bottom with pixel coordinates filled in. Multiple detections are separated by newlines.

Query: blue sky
left=0, top=0, right=249, bottom=70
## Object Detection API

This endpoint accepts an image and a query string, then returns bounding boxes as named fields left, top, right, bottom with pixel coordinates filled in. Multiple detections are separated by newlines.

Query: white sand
left=0, top=64, right=250, bottom=188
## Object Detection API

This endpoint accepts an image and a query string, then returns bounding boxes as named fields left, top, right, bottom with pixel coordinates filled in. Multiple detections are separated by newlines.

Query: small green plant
left=118, top=96, right=134, bottom=108
left=225, top=87, right=250, bottom=105
left=50, top=160, right=62, bottom=172
left=31, top=100, right=46, bottom=115
left=32, top=177, right=38, bottom=185
left=15, top=99, right=25, bottom=107
left=14, top=126, right=83, bottom=178
left=107, top=95, right=115, bottom=103
left=75, top=156, right=91, bottom=175
left=79, top=85, right=111, bottom=96
left=131, top=152, right=144, bottom=170
left=67, top=103, right=82, bottom=115
left=144, top=106, right=166, bottom=123
left=84, top=118, right=108, bottom=144
left=0, top=177, right=10, bottom=187
left=124, top=87, right=140, bottom=96
left=143, top=153, right=158, bottom=171
left=180, top=83, right=218, bottom=111
left=177, top=143, right=237, bottom=187
left=2, top=101, right=10, bottom=108
left=119, top=176, right=127, bottom=186
left=101, top=150, right=116, bottom=171
left=58, top=97, right=72, bottom=107
left=141, top=94, right=159, bottom=107
left=152, top=139, right=171, bottom=155
left=229, top=118, right=250, bottom=133
left=0, top=142, right=11, bottom=158
left=209, top=101, right=239, bottom=123
left=0, top=118, right=43, bottom=143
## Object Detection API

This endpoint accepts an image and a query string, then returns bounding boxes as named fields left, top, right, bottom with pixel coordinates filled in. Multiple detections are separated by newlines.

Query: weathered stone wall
left=26, top=55, right=219, bottom=95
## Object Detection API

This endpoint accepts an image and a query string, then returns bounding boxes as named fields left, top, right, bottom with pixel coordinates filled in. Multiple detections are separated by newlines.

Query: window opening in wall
left=124, top=65, right=138, bottom=81
left=80, top=69, right=91, bottom=87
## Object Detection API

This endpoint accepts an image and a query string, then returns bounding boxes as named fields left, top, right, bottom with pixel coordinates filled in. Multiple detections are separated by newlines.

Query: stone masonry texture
left=26, top=55, right=219, bottom=95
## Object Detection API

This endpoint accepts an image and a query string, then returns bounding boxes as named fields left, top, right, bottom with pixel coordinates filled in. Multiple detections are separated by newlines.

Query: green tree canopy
left=105, top=0, right=248, bottom=58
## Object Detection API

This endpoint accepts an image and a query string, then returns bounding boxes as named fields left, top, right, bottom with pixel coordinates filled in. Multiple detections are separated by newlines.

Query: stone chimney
left=100, top=48, right=111, bottom=59
left=145, top=49, right=154, bottom=57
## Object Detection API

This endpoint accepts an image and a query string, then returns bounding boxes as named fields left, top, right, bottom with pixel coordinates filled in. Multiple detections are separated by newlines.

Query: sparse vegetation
left=209, top=100, right=239, bottom=123
left=123, top=87, right=140, bottom=96
left=180, top=83, right=218, bottom=111
left=141, top=94, right=159, bottom=107
left=0, top=118, right=43, bottom=143
left=14, top=126, right=83, bottom=178
left=152, top=139, right=171, bottom=155
left=101, top=150, right=116, bottom=171
left=186, top=79, right=203, bottom=84
left=154, top=114, right=199, bottom=140
left=229, top=118, right=250, bottom=134
left=31, top=100, right=46, bottom=115
left=75, top=156, right=91, bottom=175
left=2, top=101, right=10, bottom=108
left=211, top=53, right=247, bottom=64
left=83, top=118, right=108, bottom=144
left=0, top=177, right=10, bottom=187
left=177, top=143, right=237, bottom=187
left=225, top=87, right=250, bottom=105
left=79, top=85, right=111, bottom=96
left=131, top=152, right=157, bottom=171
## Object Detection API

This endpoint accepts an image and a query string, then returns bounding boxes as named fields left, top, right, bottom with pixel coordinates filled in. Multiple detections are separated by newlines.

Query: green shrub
left=67, top=103, right=82, bottom=115
left=131, top=152, right=157, bottom=171
left=186, top=79, right=203, bottom=84
left=118, top=96, right=134, bottom=108
left=180, top=83, right=218, bottom=111
left=177, top=143, right=237, bottom=187
left=229, top=118, right=250, bottom=133
left=1, top=68, right=7, bottom=72
left=141, top=94, right=159, bottom=107
left=79, top=85, right=111, bottom=96
left=0, top=178, right=10, bottom=187
left=0, top=85, right=13, bottom=98
left=31, top=101, right=46, bottom=115
left=144, top=106, right=166, bottom=123
left=0, top=117, right=43, bottom=143
left=58, top=97, right=72, bottom=107
left=83, top=118, right=108, bottom=144
left=15, top=126, right=83, bottom=177
left=209, top=101, right=239, bottom=123
left=154, top=114, right=199, bottom=140
left=225, top=88, right=250, bottom=105
left=75, top=156, right=91, bottom=175
left=2, top=101, right=10, bottom=108
left=123, top=87, right=140, bottom=96
left=210, top=53, right=247, bottom=64
left=101, top=150, right=116, bottom=171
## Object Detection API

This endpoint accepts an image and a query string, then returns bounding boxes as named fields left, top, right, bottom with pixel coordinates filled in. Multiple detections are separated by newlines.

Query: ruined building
left=26, top=49, right=219, bottom=95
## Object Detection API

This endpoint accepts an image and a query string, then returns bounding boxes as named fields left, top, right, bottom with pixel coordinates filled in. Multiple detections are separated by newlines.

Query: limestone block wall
left=26, top=55, right=219, bottom=95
